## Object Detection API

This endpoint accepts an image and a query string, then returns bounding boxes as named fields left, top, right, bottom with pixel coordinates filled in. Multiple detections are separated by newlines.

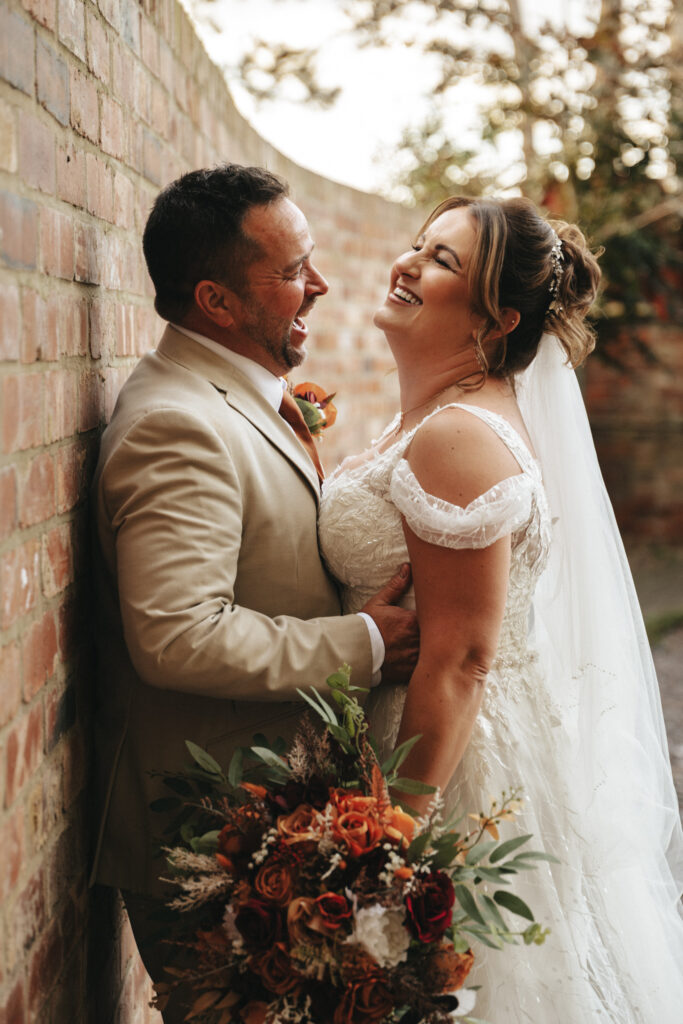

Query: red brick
left=41, top=524, right=73, bottom=598
left=19, top=451, right=56, bottom=527
left=89, top=296, right=115, bottom=359
left=2, top=373, right=43, bottom=453
left=149, top=79, right=168, bottom=135
left=97, top=0, right=120, bottom=31
left=58, top=0, right=86, bottom=61
left=0, top=467, right=17, bottom=541
left=86, top=8, right=110, bottom=83
left=70, top=66, right=99, bottom=143
left=0, top=540, right=40, bottom=629
left=0, top=642, right=22, bottom=728
left=0, top=977, right=24, bottom=1024
left=56, top=140, right=86, bottom=209
left=0, top=6, right=35, bottom=97
left=18, top=112, right=56, bottom=195
left=21, top=289, right=59, bottom=363
left=100, top=93, right=126, bottom=160
left=45, top=368, right=78, bottom=442
left=142, top=129, right=162, bottom=185
left=78, top=369, right=101, bottom=432
left=20, top=0, right=56, bottom=29
left=55, top=443, right=85, bottom=514
left=104, top=365, right=130, bottom=421
left=5, top=703, right=43, bottom=806
left=85, top=151, right=114, bottom=221
left=28, top=920, right=63, bottom=1016
left=22, top=609, right=59, bottom=700
left=36, top=35, right=69, bottom=126
left=115, top=304, right=135, bottom=356
left=74, top=221, right=103, bottom=285
left=0, top=97, right=17, bottom=173
left=0, top=283, right=21, bottom=360
left=0, top=190, right=38, bottom=270
left=39, top=206, right=74, bottom=280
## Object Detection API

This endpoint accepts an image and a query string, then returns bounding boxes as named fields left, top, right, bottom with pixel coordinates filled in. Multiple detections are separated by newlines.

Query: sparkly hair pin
left=548, top=228, right=564, bottom=312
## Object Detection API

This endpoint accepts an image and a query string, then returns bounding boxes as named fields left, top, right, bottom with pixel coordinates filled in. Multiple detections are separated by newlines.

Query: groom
left=89, top=164, right=418, bottom=1014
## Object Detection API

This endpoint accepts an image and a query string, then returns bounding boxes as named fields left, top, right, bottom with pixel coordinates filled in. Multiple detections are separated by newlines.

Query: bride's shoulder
left=405, top=406, right=523, bottom=508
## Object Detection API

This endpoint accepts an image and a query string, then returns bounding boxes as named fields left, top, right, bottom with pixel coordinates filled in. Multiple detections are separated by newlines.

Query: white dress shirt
left=172, top=325, right=386, bottom=680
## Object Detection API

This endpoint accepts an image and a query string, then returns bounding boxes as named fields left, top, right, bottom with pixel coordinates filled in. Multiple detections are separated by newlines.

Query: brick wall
left=0, top=2, right=414, bottom=1022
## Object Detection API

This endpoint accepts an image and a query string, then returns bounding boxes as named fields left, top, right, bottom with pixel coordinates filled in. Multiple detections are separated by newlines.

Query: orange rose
left=329, top=789, right=377, bottom=817
left=254, top=858, right=296, bottom=905
left=250, top=942, right=302, bottom=997
left=277, top=804, right=324, bottom=846
left=240, top=1001, right=269, bottom=1024
left=382, top=805, right=416, bottom=846
left=332, top=810, right=384, bottom=858
left=430, top=944, right=475, bottom=992
left=241, top=782, right=268, bottom=800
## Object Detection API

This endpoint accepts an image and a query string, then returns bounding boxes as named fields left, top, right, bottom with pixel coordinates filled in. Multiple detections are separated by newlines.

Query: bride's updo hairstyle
left=420, top=196, right=602, bottom=382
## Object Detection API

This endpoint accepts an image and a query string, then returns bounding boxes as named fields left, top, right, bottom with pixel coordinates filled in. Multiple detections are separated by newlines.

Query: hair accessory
left=548, top=228, right=564, bottom=312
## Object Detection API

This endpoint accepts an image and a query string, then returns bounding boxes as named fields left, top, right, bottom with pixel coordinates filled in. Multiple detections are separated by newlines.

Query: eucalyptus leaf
left=489, top=834, right=533, bottom=863
left=493, top=890, right=535, bottom=922
left=454, top=885, right=488, bottom=928
left=190, top=829, right=220, bottom=855
left=162, top=776, right=195, bottom=798
left=472, top=867, right=511, bottom=884
left=228, top=748, right=243, bottom=788
left=465, top=839, right=499, bottom=865
left=381, top=734, right=423, bottom=775
left=250, top=746, right=291, bottom=773
left=451, top=933, right=471, bottom=953
left=508, top=851, right=560, bottom=865
left=392, top=777, right=437, bottom=795
left=185, top=741, right=223, bottom=777
left=406, top=831, right=432, bottom=862
left=480, top=894, right=509, bottom=932
left=461, top=927, right=504, bottom=950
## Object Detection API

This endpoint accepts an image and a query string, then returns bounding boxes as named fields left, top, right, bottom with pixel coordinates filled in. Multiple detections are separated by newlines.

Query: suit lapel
left=156, top=327, right=322, bottom=504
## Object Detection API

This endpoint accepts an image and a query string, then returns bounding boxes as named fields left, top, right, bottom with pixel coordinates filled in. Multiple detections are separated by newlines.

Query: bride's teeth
left=393, top=287, right=421, bottom=305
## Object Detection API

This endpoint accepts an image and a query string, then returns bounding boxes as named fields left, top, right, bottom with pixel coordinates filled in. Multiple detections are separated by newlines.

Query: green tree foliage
left=192, top=0, right=682, bottom=337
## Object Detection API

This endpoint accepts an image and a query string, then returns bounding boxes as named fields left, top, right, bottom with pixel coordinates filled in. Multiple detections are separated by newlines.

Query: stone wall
left=0, top=2, right=414, bottom=1021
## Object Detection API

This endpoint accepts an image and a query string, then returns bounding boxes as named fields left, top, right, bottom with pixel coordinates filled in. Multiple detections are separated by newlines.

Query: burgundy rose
left=405, top=871, right=456, bottom=943
left=315, top=892, right=352, bottom=931
left=235, top=898, right=285, bottom=951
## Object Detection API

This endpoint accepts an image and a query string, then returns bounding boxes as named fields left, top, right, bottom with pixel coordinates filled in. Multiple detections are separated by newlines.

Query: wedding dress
left=318, top=358, right=683, bottom=1021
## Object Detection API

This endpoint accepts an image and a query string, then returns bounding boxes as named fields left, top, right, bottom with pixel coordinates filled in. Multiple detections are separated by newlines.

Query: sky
left=181, top=0, right=596, bottom=196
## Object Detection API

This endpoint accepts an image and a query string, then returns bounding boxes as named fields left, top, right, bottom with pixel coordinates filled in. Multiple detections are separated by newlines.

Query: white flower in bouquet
left=449, top=987, right=477, bottom=1017
left=348, top=903, right=411, bottom=968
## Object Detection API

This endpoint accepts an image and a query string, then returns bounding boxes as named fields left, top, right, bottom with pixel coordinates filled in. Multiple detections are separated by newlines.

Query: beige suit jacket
left=90, top=326, right=372, bottom=895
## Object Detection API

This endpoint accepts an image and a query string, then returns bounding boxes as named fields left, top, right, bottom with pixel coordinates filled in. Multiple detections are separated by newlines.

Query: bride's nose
left=394, top=248, right=420, bottom=277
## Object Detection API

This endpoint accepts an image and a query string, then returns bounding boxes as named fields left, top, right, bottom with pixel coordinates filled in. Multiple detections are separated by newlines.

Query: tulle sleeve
left=389, top=457, right=534, bottom=550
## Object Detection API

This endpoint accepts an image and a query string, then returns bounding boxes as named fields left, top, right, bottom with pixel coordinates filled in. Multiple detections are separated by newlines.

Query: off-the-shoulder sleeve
left=389, top=458, right=534, bottom=549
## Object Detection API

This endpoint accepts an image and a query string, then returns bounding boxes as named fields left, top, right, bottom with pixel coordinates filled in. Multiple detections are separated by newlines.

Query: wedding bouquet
left=152, top=668, right=552, bottom=1024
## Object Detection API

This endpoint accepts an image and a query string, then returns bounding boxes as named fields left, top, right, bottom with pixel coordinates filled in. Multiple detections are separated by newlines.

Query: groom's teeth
left=393, top=287, right=421, bottom=305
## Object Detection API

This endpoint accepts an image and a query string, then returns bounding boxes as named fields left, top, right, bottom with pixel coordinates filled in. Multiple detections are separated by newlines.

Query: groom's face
left=232, top=197, right=329, bottom=374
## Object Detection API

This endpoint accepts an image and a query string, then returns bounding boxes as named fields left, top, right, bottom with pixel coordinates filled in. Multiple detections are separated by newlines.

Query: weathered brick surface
left=1, top=0, right=678, bottom=1022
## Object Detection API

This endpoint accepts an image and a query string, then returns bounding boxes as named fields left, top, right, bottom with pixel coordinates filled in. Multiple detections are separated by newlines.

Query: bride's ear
left=490, top=308, right=521, bottom=340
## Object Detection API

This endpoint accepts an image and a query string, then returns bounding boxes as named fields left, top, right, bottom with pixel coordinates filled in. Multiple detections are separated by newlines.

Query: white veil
left=516, top=333, right=683, bottom=1011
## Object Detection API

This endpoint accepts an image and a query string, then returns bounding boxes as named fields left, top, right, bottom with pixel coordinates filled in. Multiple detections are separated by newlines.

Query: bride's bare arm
left=392, top=409, right=520, bottom=812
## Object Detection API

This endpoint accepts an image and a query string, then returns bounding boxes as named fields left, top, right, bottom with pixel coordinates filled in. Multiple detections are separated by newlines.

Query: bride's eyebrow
left=434, top=243, right=461, bottom=269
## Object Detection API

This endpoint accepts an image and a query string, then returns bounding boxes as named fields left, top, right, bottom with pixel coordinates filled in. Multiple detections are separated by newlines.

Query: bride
left=318, top=196, right=683, bottom=1022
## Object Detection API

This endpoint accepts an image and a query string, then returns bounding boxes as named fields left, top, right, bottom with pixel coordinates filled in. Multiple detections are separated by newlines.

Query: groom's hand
left=361, top=563, right=419, bottom=686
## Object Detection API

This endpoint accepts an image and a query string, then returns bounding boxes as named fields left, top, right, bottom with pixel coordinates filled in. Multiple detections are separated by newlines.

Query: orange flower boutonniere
left=291, top=381, right=337, bottom=437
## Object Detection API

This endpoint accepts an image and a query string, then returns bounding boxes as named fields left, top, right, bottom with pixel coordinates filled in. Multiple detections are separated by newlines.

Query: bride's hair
left=419, top=196, right=602, bottom=382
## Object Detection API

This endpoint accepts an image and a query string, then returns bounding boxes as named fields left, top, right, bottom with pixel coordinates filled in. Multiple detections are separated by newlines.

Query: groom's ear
left=193, top=279, right=239, bottom=328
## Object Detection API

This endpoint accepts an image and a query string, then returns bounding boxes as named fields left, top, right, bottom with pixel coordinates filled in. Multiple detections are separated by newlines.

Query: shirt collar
left=172, top=324, right=285, bottom=412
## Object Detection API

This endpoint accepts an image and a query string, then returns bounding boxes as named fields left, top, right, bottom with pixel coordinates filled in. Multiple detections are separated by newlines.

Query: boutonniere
left=291, top=381, right=338, bottom=437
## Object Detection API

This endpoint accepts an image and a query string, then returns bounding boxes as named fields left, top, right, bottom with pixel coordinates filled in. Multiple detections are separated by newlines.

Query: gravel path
left=654, top=625, right=683, bottom=810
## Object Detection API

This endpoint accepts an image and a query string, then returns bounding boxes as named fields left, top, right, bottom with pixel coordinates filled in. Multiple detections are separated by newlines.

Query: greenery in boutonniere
left=291, top=381, right=338, bottom=437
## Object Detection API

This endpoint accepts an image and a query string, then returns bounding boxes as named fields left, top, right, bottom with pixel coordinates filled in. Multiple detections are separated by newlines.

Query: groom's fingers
left=370, top=562, right=412, bottom=606
left=361, top=565, right=419, bottom=685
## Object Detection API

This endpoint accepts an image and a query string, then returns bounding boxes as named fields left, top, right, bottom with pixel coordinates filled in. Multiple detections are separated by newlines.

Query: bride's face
left=374, top=207, right=481, bottom=350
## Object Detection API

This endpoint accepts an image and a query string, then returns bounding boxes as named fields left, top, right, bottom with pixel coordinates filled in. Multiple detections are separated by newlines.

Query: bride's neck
left=396, top=350, right=481, bottom=416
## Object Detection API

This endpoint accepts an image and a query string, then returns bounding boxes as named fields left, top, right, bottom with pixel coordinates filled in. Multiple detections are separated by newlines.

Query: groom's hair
left=143, top=164, right=289, bottom=322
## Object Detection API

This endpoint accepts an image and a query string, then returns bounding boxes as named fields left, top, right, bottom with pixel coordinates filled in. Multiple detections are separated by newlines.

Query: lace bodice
left=319, top=402, right=552, bottom=689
